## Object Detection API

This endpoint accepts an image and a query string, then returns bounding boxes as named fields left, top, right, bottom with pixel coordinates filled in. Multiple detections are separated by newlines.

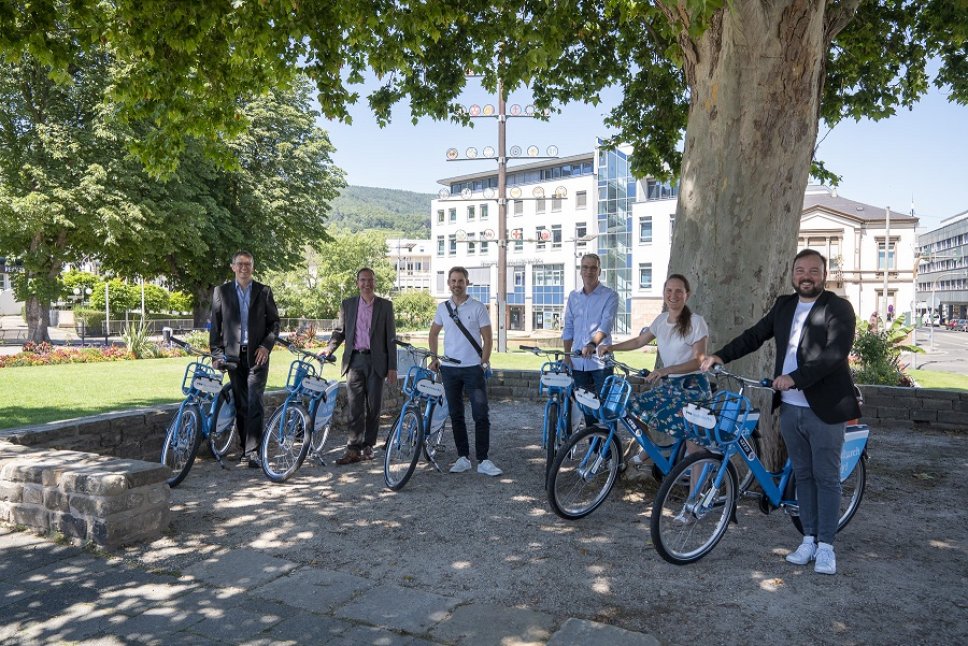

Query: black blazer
left=326, top=295, right=397, bottom=378
left=714, top=290, right=861, bottom=424
left=209, top=280, right=281, bottom=363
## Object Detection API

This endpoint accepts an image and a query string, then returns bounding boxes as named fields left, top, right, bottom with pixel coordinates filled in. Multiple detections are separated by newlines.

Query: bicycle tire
left=543, top=400, right=560, bottom=487
left=309, top=414, right=331, bottom=466
left=790, top=452, right=867, bottom=535
left=651, top=450, right=738, bottom=565
left=547, top=426, right=622, bottom=520
left=422, top=405, right=448, bottom=466
left=161, top=405, right=203, bottom=488
left=209, top=385, right=237, bottom=458
left=384, top=405, right=424, bottom=491
left=260, top=404, right=312, bottom=483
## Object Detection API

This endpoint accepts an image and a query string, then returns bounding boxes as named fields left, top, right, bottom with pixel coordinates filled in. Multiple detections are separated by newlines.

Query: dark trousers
left=345, top=351, right=385, bottom=450
left=228, top=350, right=269, bottom=457
left=440, top=366, right=490, bottom=461
left=573, top=367, right=613, bottom=427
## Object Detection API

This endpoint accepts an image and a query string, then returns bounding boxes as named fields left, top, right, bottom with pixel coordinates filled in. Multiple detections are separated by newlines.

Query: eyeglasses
left=233, top=262, right=253, bottom=268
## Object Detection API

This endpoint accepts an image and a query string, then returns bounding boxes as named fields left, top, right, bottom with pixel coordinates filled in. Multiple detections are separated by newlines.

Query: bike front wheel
left=543, top=400, right=560, bottom=487
left=161, top=405, right=203, bottom=488
left=547, top=426, right=622, bottom=520
left=209, top=385, right=237, bottom=458
left=260, top=404, right=312, bottom=483
left=651, top=451, right=737, bottom=565
left=384, top=405, right=424, bottom=491
left=790, top=452, right=867, bottom=535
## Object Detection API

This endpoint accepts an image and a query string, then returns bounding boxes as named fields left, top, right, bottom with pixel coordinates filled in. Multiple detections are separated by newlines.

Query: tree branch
left=824, top=0, right=863, bottom=43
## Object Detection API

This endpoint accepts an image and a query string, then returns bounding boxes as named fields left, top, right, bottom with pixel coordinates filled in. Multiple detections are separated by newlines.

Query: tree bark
left=669, top=1, right=830, bottom=464
left=192, top=284, right=213, bottom=329
left=25, top=291, right=51, bottom=344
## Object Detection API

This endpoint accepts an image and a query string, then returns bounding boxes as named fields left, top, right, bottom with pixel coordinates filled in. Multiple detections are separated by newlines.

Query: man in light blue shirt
left=562, top=253, right=618, bottom=427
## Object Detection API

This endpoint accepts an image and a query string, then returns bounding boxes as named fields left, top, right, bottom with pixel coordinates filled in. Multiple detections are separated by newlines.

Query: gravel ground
left=118, top=400, right=968, bottom=645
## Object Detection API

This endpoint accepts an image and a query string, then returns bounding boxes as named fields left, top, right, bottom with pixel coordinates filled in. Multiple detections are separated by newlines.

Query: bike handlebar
left=707, top=365, right=774, bottom=390
left=598, top=353, right=651, bottom=380
left=168, top=335, right=235, bottom=371
left=393, top=339, right=461, bottom=365
left=274, top=338, right=337, bottom=364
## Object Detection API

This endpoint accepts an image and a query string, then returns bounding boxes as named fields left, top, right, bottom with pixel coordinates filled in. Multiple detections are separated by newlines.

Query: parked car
left=945, top=319, right=961, bottom=330
left=956, top=319, right=968, bottom=332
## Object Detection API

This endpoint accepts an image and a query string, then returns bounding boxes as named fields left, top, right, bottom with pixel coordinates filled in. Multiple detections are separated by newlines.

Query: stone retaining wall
left=0, top=443, right=170, bottom=548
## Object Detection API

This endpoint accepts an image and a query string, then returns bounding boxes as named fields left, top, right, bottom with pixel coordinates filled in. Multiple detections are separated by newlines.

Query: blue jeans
left=779, top=403, right=845, bottom=544
left=572, top=368, right=613, bottom=427
left=440, top=366, right=490, bottom=461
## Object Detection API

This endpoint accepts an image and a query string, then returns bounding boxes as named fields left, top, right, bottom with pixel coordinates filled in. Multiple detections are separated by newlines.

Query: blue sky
left=320, top=79, right=967, bottom=233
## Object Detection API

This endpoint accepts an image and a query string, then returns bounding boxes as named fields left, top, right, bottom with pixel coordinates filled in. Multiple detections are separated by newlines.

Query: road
left=910, top=326, right=968, bottom=373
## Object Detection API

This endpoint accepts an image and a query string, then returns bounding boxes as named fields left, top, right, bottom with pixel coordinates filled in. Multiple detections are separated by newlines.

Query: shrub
left=851, top=317, right=921, bottom=386
left=121, top=318, right=160, bottom=359
left=286, top=323, right=319, bottom=349
left=0, top=342, right=184, bottom=369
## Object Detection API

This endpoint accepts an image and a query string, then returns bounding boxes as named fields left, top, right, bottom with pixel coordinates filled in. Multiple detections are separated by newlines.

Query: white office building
left=916, top=209, right=968, bottom=321
left=430, top=145, right=920, bottom=336
left=386, top=238, right=433, bottom=292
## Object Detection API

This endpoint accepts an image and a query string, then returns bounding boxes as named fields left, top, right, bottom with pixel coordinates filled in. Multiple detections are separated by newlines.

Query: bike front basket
left=681, top=390, right=754, bottom=446
left=575, top=375, right=631, bottom=422
left=182, top=361, right=222, bottom=396
left=286, top=359, right=317, bottom=392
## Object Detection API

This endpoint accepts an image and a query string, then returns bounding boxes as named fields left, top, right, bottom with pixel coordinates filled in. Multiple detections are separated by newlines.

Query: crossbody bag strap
left=445, top=301, right=483, bottom=357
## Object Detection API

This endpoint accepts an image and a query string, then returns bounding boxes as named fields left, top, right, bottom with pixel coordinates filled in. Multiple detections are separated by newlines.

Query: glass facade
left=596, top=146, right=634, bottom=334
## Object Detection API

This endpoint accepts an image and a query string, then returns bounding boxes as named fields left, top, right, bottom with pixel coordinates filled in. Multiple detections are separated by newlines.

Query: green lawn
left=4, top=349, right=962, bottom=431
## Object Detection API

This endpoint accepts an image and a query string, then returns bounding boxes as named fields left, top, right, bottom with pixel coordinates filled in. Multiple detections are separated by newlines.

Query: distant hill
left=329, top=185, right=433, bottom=237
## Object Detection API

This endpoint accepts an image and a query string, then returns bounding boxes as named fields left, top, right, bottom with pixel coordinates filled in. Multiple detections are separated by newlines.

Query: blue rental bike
left=383, top=340, right=456, bottom=491
left=546, top=355, right=694, bottom=520
left=519, top=345, right=579, bottom=486
left=160, top=335, right=237, bottom=488
left=259, top=339, right=339, bottom=483
left=650, top=366, right=869, bottom=565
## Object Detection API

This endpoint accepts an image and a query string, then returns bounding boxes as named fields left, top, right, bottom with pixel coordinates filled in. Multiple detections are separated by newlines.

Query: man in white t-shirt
left=429, top=267, right=502, bottom=477
left=702, top=249, right=860, bottom=575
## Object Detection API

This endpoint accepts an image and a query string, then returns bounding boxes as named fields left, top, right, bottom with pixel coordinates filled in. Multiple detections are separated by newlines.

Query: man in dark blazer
left=321, top=267, right=397, bottom=464
left=702, top=249, right=860, bottom=576
left=210, top=250, right=280, bottom=468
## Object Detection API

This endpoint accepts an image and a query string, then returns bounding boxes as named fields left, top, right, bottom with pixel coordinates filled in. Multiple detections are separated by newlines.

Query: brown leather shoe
left=362, top=446, right=374, bottom=461
left=335, top=449, right=363, bottom=465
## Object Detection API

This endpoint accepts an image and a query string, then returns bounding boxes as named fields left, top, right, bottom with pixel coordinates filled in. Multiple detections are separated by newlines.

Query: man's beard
left=793, top=279, right=824, bottom=298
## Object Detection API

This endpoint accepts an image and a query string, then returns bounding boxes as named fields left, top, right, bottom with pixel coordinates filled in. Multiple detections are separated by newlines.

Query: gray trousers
left=779, top=403, right=845, bottom=544
left=345, top=351, right=385, bottom=450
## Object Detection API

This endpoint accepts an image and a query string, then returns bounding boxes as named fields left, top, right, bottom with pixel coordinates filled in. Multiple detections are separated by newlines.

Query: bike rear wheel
left=651, top=451, right=737, bottom=565
left=209, top=385, right=237, bottom=458
left=161, top=405, right=203, bottom=488
left=260, top=404, right=311, bottom=482
left=384, top=405, right=424, bottom=491
left=309, top=417, right=331, bottom=466
left=790, top=452, right=867, bottom=535
left=547, top=426, right=622, bottom=520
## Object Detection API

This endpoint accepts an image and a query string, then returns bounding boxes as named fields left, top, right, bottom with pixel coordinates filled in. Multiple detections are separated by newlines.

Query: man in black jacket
left=702, top=249, right=860, bottom=575
left=210, top=250, right=280, bottom=468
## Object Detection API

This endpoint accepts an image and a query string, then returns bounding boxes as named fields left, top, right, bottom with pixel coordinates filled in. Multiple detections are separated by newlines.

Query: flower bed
left=0, top=342, right=184, bottom=368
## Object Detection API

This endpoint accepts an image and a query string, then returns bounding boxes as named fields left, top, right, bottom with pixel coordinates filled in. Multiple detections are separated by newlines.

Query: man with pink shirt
left=321, top=268, right=398, bottom=464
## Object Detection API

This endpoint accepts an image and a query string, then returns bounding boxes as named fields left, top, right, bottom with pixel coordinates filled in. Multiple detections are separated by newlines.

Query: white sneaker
left=785, top=540, right=817, bottom=565
left=477, top=459, right=503, bottom=476
left=449, top=456, right=472, bottom=473
left=814, top=544, right=837, bottom=575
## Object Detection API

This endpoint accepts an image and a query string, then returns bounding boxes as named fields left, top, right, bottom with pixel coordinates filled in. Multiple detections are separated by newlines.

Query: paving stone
left=239, top=612, right=358, bottom=645
left=92, top=603, right=209, bottom=643
left=185, top=598, right=287, bottom=643
left=328, top=624, right=443, bottom=646
left=0, top=535, right=81, bottom=580
left=335, top=584, right=462, bottom=635
left=430, top=602, right=557, bottom=645
left=546, top=618, right=660, bottom=646
left=250, top=566, right=374, bottom=614
left=183, top=548, right=298, bottom=588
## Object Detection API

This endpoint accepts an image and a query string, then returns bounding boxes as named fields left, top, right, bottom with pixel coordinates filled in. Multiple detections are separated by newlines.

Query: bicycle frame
left=270, top=344, right=337, bottom=453
left=398, top=362, right=447, bottom=470
left=176, top=354, right=230, bottom=465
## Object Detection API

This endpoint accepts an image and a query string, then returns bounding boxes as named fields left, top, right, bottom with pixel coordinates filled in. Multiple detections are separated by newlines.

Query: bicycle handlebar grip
left=169, top=336, right=188, bottom=348
left=393, top=339, right=410, bottom=347
left=518, top=345, right=537, bottom=351
left=320, top=354, right=336, bottom=363
left=760, top=378, right=773, bottom=387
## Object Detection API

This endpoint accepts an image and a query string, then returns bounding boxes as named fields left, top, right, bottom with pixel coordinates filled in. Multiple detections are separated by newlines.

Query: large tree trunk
left=669, top=1, right=831, bottom=465
left=25, top=293, right=51, bottom=344
left=192, top=284, right=212, bottom=329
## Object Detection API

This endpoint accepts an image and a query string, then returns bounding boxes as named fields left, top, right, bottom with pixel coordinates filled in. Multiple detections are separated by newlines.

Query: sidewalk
left=0, top=526, right=657, bottom=645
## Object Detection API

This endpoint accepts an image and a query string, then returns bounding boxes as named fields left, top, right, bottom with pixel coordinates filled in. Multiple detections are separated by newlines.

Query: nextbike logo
left=843, top=446, right=861, bottom=461
left=738, top=436, right=756, bottom=460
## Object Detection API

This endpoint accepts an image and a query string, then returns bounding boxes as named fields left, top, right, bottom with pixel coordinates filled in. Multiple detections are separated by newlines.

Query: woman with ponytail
left=597, top=274, right=711, bottom=460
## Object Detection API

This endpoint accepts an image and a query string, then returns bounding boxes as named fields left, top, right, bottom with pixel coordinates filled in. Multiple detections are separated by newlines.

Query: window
left=533, top=264, right=564, bottom=286
left=436, top=236, right=445, bottom=256
left=437, top=209, right=445, bottom=223
left=512, top=229, right=524, bottom=252
left=575, top=222, right=588, bottom=249
left=480, top=204, right=489, bottom=220
left=513, top=200, right=523, bottom=216
left=467, top=232, right=476, bottom=254
left=536, top=226, right=547, bottom=250
left=436, top=271, right=446, bottom=292
left=669, top=214, right=676, bottom=242
left=551, top=224, right=562, bottom=249
left=877, top=238, right=897, bottom=270
left=480, top=239, right=489, bottom=254
left=536, top=198, right=546, bottom=214
left=639, top=216, right=653, bottom=243
left=449, top=208, right=457, bottom=223
left=639, top=263, right=653, bottom=289
left=448, top=234, right=457, bottom=256
left=514, top=270, right=525, bottom=287
left=576, top=191, right=587, bottom=209
left=467, top=205, right=476, bottom=221
left=829, top=239, right=842, bottom=270
left=552, top=197, right=562, bottom=212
